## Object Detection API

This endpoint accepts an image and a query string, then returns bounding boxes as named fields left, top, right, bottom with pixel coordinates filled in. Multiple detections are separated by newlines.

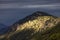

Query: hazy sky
left=0, top=0, right=60, bottom=26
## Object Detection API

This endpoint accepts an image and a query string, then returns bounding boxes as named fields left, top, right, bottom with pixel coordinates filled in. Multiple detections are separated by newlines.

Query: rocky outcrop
left=0, top=11, right=60, bottom=40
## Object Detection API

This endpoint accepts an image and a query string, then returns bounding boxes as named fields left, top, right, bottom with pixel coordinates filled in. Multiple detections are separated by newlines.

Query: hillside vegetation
left=0, top=11, right=60, bottom=40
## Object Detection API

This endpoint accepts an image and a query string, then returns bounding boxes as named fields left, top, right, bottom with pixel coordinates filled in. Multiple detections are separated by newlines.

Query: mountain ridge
left=0, top=23, right=9, bottom=35
left=12, top=11, right=57, bottom=26
left=0, top=11, right=60, bottom=40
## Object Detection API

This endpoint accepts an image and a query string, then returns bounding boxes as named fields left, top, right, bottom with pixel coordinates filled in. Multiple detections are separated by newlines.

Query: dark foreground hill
left=0, top=11, right=60, bottom=40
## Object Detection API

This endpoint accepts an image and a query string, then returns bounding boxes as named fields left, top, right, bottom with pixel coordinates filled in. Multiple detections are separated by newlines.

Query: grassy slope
left=0, top=16, right=60, bottom=40
left=8, top=16, right=60, bottom=40
left=31, top=23, right=60, bottom=40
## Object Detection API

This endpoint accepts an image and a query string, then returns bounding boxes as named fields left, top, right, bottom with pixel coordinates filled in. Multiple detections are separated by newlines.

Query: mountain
left=0, top=23, right=11, bottom=39
left=0, top=23, right=8, bottom=35
left=0, top=11, right=60, bottom=40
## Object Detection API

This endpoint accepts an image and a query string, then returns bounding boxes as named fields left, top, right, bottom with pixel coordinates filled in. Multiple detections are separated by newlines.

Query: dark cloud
left=0, top=0, right=60, bottom=4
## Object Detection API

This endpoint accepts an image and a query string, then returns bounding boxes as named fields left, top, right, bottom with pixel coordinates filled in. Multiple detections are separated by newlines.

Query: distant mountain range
left=0, top=11, right=60, bottom=40
left=0, top=23, right=9, bottom=35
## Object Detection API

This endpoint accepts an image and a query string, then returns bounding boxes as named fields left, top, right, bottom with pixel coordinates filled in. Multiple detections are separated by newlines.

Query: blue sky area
left=0, top=0, right=60, bottom=26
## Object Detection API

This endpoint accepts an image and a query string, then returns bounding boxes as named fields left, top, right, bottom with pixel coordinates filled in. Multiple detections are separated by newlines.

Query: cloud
left=22, top=5, right=60, bottom=8
left=0, top=0, right=60, bottom=4
left=0, top=0, right=60, bottom=9
left=0, top=3, right=60, bottom=9
left=0, top=0, right=59, bottom=1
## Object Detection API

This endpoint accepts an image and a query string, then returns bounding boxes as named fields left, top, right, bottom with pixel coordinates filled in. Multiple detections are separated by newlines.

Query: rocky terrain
left=0, top=11, right=60, bottom=40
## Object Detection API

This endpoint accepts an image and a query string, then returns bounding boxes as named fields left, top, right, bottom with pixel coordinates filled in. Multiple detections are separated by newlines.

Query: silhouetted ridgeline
left=0, top=11, right=60, bottom=40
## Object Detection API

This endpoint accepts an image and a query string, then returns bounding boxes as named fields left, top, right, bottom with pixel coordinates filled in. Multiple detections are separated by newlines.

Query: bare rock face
left=0, top=11, right=60, bottom=40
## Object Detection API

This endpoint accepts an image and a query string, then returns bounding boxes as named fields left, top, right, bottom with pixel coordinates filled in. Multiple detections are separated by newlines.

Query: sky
left=0, top=0, right=60, bottom=26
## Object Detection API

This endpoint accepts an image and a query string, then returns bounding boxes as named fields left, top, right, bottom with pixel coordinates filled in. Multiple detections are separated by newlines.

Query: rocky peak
left=14, top=11, right=56, bottom=25
left=32, top=11, right=53, bottom=16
